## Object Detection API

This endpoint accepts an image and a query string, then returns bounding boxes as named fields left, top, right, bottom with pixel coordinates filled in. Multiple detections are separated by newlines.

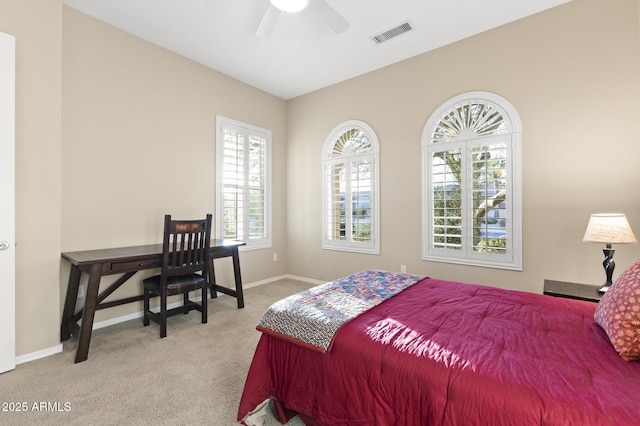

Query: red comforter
left=238, top=277, right=640, bottom=425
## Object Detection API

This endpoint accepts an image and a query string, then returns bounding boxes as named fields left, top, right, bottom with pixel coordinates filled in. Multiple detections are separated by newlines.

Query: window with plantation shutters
left=216, top=116, right=271, bottom=249
left=422, top=92, right=522, bottom=270
left=323, top=121, right=380, bottom=254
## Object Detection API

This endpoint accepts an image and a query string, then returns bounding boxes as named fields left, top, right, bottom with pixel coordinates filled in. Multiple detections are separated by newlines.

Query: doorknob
left=0, top=241, right=10, bottom=250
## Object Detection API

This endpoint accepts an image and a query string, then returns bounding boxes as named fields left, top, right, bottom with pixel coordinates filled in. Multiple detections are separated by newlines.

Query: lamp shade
left=270, top=0, right=309, bottom=13
left=583, top=213, right=637, bottom=244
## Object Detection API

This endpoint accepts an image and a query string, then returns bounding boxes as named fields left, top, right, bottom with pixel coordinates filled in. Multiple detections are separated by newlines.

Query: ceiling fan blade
left=308, top=0, right=350, bottom=34
left=256, top=4, right=280, bottom=37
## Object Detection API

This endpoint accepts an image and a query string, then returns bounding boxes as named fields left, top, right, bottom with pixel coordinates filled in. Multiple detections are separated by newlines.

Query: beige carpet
left=1, top=279, right=313, bottom=425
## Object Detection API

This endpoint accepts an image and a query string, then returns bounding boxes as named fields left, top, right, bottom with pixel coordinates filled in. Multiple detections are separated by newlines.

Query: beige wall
left=3, top=0, right=639, bottom=359
left=61, top=7, right=289, bottom=324
left=0, top=0, right=63, bottom=357
left=287, top=0, right=640, bottom=293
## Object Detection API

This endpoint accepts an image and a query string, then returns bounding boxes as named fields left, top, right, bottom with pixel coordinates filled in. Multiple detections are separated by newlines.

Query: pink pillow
left=594, top=259, right=640, bottom=361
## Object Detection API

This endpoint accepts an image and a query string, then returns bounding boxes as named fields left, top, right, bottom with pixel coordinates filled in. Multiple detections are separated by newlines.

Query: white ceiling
left=63, top=0, right=570, bottom=100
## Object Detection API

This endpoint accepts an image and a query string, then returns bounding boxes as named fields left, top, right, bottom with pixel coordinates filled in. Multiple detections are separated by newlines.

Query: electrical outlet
left=400, top=265, right=407, bottom=273
left=77, top=284, right=86, bottom=298
left=273, top=253, right=278, bottom=262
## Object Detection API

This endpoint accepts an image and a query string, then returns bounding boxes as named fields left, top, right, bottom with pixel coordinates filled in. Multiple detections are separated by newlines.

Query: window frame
left=216, top=115, right=272, bottom=250
left=421, top=92, right=522, bottom=270
left=322, top=120, right=380, bottom=255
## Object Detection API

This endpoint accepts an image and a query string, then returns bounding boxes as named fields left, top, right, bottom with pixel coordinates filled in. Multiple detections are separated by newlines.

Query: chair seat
left=143, top=273, right=205, bottom=295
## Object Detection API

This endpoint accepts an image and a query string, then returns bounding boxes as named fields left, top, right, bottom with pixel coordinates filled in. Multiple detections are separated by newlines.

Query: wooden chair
left=143, top=214, right=212, bottom=338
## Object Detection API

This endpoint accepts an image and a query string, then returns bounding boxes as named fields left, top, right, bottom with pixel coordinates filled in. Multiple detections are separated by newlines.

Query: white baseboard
left=283, top=274, right=326, bottom=286
left=16, top=344, right=63, bottom=365
left=16, top=274, right=322, bottom=365
left=243, top=274, right=325, bottom=287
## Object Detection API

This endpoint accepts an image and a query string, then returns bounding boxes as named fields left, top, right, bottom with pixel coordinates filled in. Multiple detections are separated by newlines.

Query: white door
left=0, top=31, right=16, bottom=374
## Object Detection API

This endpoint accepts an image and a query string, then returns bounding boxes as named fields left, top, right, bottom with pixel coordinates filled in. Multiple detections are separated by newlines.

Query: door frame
left=0, top=30, right=16, bottom=374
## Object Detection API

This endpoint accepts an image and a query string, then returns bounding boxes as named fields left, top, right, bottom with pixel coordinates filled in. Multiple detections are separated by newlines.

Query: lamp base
left=598, top=245, right=615, bottom=294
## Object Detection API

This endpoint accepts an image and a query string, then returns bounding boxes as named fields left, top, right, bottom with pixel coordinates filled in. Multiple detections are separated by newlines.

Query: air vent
left=371, top=21, right=414, bottom=44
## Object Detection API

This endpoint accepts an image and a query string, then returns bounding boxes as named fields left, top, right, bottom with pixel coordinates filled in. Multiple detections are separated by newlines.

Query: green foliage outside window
left=432, top=149, right=506, bottom=253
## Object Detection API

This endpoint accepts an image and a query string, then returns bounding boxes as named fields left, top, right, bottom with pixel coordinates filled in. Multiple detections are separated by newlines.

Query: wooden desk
left=61, top=240, right=245, bottom=363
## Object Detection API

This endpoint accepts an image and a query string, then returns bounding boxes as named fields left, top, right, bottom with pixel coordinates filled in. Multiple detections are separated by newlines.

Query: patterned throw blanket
left=256, top=270, right=425, bottom=352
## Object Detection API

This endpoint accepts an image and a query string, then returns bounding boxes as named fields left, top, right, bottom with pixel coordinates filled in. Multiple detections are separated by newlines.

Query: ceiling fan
left=256, top=0, right=350, bottom=37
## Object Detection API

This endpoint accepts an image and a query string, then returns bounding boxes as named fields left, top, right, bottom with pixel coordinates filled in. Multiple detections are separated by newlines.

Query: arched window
left=422, top=92, right=522, bottom=270
left=323, top=120, right=380, bottom=254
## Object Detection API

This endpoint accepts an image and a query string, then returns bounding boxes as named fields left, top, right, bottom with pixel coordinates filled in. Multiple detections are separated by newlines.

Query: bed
left=237, top=269, right=640, bottom=425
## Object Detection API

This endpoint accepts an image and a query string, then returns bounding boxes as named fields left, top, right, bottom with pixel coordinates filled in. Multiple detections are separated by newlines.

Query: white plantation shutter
left=422, top=92, right=522, bottom=270
left=350, top=158, right=373, bottom=243
left=247, top=135, right=267, bottom=240
left=326, top=159, right=347, bottom=242
left=429, top=145, right=463, bottom=251
left=221, top=128, right=244, bottom=240
left=323, top=121, right=380, bottom=254
left=217, top=116, right=271, bottom=249
left=469, top=138, right=510, bottom=258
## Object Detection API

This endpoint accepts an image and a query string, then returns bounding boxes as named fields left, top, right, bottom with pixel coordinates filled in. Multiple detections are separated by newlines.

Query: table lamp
left=583, top=213, right=637, bottom=293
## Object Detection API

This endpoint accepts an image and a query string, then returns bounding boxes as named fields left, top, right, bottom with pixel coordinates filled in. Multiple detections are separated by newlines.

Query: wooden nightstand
left=543, top=279, right=603, bottom=303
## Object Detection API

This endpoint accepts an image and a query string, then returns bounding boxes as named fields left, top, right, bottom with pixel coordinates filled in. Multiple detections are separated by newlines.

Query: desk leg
left=209, top=260, right=217, bottom=300
left=60, top=265, right=82, bottom=341
left=232, top=247, right=244, bottom=309
left=74, top=263, right=102, bottom=363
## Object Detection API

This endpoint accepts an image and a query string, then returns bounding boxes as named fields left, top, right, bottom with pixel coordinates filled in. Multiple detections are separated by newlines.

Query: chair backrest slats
left=161, top=214, right=212, bottom=276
